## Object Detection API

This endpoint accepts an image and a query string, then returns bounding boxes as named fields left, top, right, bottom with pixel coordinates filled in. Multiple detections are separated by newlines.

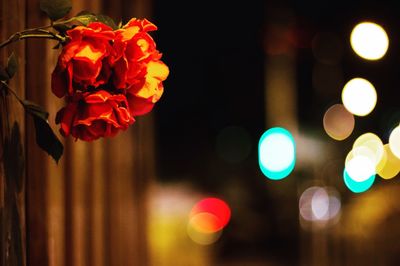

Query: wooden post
left=0, top=0, right=26, bottom=265
left=4, top=0, right=156, bottom=265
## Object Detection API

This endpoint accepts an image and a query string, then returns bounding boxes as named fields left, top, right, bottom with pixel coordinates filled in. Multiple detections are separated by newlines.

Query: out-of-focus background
left=2, top=0, right=400, bottom=265
left=150, top=0, right=400, bottom=265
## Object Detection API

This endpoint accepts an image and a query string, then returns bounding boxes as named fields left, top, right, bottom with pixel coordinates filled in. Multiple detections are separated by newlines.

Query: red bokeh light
left=189, top=197, right=231, bottom=232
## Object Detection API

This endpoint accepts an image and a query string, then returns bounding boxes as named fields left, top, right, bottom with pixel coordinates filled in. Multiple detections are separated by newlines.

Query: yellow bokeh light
left=187, top=218, right=222, bottom=245
left=323, top=104, right=355, bottom=140
left=353, top=133, right=384, bottom=168
left=350, top=22, right=389, bottom=60
left=389, top=125, right=400, bottom=159
left=377, top=144, right=400, bottom=179
left=341, top=78, right=377, bottom=116
left=375, top=147, right=388, bottom=174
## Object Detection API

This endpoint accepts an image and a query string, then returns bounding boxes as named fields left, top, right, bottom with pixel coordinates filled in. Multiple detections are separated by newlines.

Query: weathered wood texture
left=0, top=0, right=26, bottom=265
left=1, top=0, right=154, bottom=265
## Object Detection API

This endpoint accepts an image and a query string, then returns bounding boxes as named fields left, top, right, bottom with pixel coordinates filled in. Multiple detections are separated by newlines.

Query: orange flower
left=52, top=19, right=169, bottom=141
left=51, top=22, right=115, bottom=97
left=55, top=90, right=134, bottom=141
left=126, top=60, right=169, bottom=116
left=111, top=18, right=169, bottom=116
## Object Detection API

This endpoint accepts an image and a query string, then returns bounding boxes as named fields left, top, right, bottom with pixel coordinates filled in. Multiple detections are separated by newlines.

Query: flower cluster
left=52, top=19, right=169, bottom=141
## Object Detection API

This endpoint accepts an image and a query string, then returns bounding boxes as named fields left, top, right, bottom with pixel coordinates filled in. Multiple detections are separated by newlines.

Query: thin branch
left=19, top=33, right=63, bottom=41
left=0, top=32, right=65, bottom=49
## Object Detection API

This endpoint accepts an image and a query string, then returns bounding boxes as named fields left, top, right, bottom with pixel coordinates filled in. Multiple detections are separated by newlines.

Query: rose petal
left=127, top=94, right=155, bottom=116
left=55, top=101, right=78, bottom=136
left=72, top=58, right=102, bottom=84
left=51, top=65, right=68, bottom=98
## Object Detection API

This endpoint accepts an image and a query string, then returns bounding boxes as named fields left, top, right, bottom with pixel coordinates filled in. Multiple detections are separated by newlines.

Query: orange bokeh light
left=189, top=197, right=231, bottom=233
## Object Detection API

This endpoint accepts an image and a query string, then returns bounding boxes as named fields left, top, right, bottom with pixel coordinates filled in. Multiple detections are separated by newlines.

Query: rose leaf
left=0, top=65, right=9, bottom=81
left=6, top=52, right=18, bottom=79
left=52, top=24, right=72, bottom=35
left=23, top=100, right=63, bottom=163
left=73, top=14, right=98, bottom=26
left=96, top=14, right=118, bottom=30
left=40, top=0, right=72, bottom=21
left=23, top=100, right=49, bottom=120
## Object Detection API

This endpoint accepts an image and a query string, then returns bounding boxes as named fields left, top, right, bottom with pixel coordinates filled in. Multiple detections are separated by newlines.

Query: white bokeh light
left=389, top=125, right=400, bottom=159
left=259, top=133, right=294, bottom=172
left=342, top=78, right=377, bottom=116
left=350, top=22, right=389, bottom=60
left=299, top=186, right=341, bottom=224
left=311, top=188, right=329, bottom=220
left=353, top=133, right=384, bottom=167
left=345, top=155, right=375, bottom=182
left=345, top=145, right=377, bottom=182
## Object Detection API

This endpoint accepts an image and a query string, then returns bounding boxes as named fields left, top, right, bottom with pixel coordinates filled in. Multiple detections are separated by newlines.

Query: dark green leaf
left=23, top=100, right=49, bottom=121
left=6, top=53, right=18, bottom=79
left=23, top=101, right=63, bottom=162
left=32, top=116, right=63, bottom=163
left=52, top=23, right=72, bottom=35
left=73, top=14, right=98, bottom=26
left=40, top=0, right=72, bottom=21
left=96, top=14, right=118, bottom=30
left=0, top=65, right=9, bottom=80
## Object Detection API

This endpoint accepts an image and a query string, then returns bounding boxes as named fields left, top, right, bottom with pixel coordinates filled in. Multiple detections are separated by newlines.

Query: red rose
left=126, top=60, right=169, bottom=116
left=111, top=18, right=169, bottom=116
left=51, top=22, right=115, bottom=98
left=111, top=18, right=159, bottom=89
left=55, top=90, right=134, bottom=141
left=52, top=18, right=169, bottom=141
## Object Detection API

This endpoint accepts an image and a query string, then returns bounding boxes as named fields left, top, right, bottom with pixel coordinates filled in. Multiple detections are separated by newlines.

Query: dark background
left=151, top=0, right=400, bottom=264
left=153, top=0, right=400, bottom=180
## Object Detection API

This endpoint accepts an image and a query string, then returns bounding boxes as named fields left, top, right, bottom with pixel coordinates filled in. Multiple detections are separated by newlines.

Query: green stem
left=0, top=29, right=66, bottom=49
left=19, top=33, right=63, bottom=42
left=0, top=15, right=88, bottom=49
left=11, top=19, right=71, bottom=34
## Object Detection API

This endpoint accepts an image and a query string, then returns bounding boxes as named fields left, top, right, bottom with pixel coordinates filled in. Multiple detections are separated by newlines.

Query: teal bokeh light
left=258, top=127, right=296, bottom=180
left=343, top=169, right=375, bottom=193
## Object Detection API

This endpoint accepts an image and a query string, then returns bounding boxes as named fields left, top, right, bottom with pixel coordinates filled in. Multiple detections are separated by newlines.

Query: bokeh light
left=343, top=169, right=375, bottom=193
left=377, top=144, right=400, bottom=179
left=189, top=212, right=222, bottom=233
left=189, top=197, right=231, bottom=232
left=311, top=188, right=329, bottom=220
left=258, top=127, right=296, bottom=180
left=323, top=104, right=355, bottom=140
left=345, top=146, right=376, bottom=182
left=299, top=186, right=341, bottom=223
left=189, top=198, right=231, bottom=231
left=350, top=22, right=389, bottom=60
left=341, top=78, right=377, bottom=116
left=187, top=219, right=222, bottom=245
left=187, top=197, right=231, bottom=245
left=353, top=133, right=384, bottom=169
left=389, top=125, right=400, bottom=159
left=216, top=126, right=252, bottom=163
